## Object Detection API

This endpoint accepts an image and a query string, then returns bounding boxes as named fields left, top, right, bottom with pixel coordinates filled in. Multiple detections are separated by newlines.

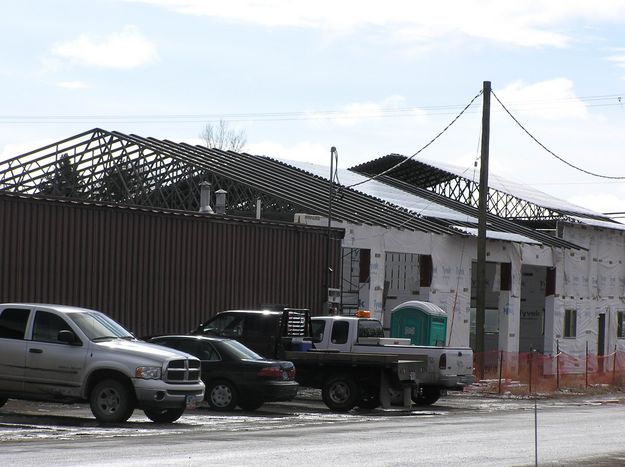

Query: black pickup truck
left=191, top=308, right=310, bottom=358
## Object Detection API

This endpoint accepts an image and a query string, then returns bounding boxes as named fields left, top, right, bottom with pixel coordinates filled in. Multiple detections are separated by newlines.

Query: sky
left=2, top=0, right=625, bottom=216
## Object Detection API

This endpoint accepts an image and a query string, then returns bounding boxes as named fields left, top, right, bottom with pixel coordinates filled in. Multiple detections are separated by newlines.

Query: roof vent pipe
left=199, top=181, right=214, bottom=213
left=215, top=189, right=227, bottom=215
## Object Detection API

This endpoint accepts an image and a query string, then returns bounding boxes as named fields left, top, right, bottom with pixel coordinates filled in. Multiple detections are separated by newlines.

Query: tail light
left=256, top=366, right=296, bottom=380
left=439, top=353, right=447, bottom=370
left=257, top=366, right=283, bottom=379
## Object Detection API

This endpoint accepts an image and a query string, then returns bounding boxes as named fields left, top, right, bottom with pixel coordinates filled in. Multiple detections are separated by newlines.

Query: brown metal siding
left=0, top=194, right=342, bottom=337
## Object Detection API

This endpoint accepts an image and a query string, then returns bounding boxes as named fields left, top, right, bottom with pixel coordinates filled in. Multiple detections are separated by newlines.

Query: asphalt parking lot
left=5, top=389, right=625, bottom=466
left=2, top=387, right=625, bottom=443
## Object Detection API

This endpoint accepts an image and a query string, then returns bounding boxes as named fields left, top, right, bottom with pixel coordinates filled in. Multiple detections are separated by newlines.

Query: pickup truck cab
left=311, top=316, right=474, bottom=405
left=0, top=303, right=205, bottom=423
left=192, top=308, right=309, bottom=358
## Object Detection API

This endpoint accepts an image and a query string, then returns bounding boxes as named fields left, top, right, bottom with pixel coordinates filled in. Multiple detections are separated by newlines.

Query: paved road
left=3, top=392, right=625, bottom=466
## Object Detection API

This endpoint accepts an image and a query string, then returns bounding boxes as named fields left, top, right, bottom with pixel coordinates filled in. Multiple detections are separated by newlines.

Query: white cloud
left=172, top=137, right=326, bottom=163
left=51, top=25, right=158, bottom=69
left=40, top=57, right=62, bottom=74
left=306, top=95, right=426, bottom=127
left=569, top=190, right=625, bottom=215
left=245, top=140, right=327, bottom=163
left=605, top=48, right=625, bottom=68
left=124, top=0, right=625, bottom=47
left=0, top=140, right=54, bottom=161
left=495, top=78, right=588, bottom=120
left=57, top=81, right=87, bottom=89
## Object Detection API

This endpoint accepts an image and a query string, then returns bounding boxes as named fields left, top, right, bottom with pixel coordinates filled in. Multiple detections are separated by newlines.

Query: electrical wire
left=492, top=90, right=625, bottom=180
left=346, top=89, right=484, bottom=189
left=1, top=93, right=621, bottom=124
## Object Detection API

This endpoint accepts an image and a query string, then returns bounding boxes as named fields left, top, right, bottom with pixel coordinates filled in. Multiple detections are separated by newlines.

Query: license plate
left=185, top=395, right=198, bottom=409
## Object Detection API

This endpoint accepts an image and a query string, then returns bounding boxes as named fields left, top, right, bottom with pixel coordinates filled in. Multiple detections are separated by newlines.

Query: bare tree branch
left=200, top=120, right=247, bottom=152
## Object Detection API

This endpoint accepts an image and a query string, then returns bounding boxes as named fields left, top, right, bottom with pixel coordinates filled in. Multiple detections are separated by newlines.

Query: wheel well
left=86, top=370, right=136, bottom=401
left=323, top=373, right=359, bottom=391
left=322, top=370, right=382, bottom=400
left=324, top=369, right=377, bottom=387
left=208, top=378, right=237, bottom=390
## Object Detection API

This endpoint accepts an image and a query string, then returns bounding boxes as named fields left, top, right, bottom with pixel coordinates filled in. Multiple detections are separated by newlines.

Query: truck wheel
left=206, top=380, right=238, bottom=411
left=411, top=386, right=441, bottom=406
left=0, top=397, right=7, bottom=408
left=322, top=376, right=360, bottom=412
left=144, top=407, right=185, bottom=423
left=238, top=398, right=264, bottom=411
left=90, top=379, right=135, bottom=423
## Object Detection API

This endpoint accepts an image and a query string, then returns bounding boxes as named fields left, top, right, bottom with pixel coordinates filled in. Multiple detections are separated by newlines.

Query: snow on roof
left=280, top=159, right=477, bottom=224
left=567, top=216, right=625, bottom=231
left=415, top=156, right=604, bottom=218
left=452, top=226, right=541, bottom=245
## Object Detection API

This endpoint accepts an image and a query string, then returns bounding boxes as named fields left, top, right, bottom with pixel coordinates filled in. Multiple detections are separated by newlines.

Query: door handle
left=29, top=348, right=43, bottom=354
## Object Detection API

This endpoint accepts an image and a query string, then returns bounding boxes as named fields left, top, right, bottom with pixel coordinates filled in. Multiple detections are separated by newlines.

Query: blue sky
left=2, top=0, right=625, bottom=215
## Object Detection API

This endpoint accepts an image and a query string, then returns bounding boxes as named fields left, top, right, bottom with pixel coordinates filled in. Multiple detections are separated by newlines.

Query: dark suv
left=191, top=309, right=310, bottom=359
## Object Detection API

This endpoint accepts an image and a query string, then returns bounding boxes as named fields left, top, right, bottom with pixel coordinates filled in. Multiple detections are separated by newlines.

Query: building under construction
left=2, top=127, right=625, bottom=391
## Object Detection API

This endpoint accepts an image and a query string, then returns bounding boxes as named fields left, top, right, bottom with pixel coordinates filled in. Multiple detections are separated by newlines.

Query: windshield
left=220, top=339, right=263, bottom=360
left=70, top=312, right=134, bottom=341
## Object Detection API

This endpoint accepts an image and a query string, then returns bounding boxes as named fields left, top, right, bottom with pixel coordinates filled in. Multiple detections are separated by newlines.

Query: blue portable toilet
left=390, top=301, right=448, bottom=346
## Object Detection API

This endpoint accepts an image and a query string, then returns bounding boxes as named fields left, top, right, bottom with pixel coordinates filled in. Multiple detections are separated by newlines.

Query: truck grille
left=165, top=359, right=201, bottom=383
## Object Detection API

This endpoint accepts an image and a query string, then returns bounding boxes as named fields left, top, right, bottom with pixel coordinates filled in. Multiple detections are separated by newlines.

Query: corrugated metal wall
left=0, top=194, right=342, bottom=337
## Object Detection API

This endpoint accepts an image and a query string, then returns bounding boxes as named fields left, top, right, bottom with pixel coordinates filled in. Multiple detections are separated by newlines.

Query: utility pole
left=326, top=147, right=338, bottom=313
left=476, top=81, right=491, bottom=380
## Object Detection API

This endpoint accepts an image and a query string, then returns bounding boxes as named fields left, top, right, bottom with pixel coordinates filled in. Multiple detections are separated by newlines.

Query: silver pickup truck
left=0, top=303, right=205, bottom=423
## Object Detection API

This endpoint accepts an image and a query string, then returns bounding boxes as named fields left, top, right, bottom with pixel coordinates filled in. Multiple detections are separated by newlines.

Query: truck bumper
left=133, top=378, right=205, bottom=409
left=438, top=374, right=475, bottom=390
left=239, top=381, right=299, bottom=402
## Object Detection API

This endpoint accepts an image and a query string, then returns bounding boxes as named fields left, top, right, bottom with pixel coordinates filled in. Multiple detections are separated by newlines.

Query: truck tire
left=90, top=379, right=135, bottom=423
left=322, top=375, right=360, bottom=412
left=0, top=397, right=7, bottom=408
left=206, top=380, right=238, bottom=411
left=143, top=407, right=185, bottom=423
left=411, top=386, right=441, bottom=406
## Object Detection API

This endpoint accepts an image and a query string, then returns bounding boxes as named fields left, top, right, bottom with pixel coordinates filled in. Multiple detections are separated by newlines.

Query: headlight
left=135, top=366, right=162, bottom=379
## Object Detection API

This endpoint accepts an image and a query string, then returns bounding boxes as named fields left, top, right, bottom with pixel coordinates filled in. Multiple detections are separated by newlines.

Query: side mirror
left=58, top=329, right=80, bottom=345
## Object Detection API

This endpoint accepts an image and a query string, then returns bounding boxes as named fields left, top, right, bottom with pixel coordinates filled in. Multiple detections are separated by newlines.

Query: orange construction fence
left=472, top=346, right=625, bottom=395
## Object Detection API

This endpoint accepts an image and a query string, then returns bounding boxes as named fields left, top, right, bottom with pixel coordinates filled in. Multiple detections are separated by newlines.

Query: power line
left=0, top=106, right=474, bottom=123
left=492, top=90, right=625, bottom=180
left=346, top=89, right=484, bottom=189
left=0, top=93, right=622, bottom=124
